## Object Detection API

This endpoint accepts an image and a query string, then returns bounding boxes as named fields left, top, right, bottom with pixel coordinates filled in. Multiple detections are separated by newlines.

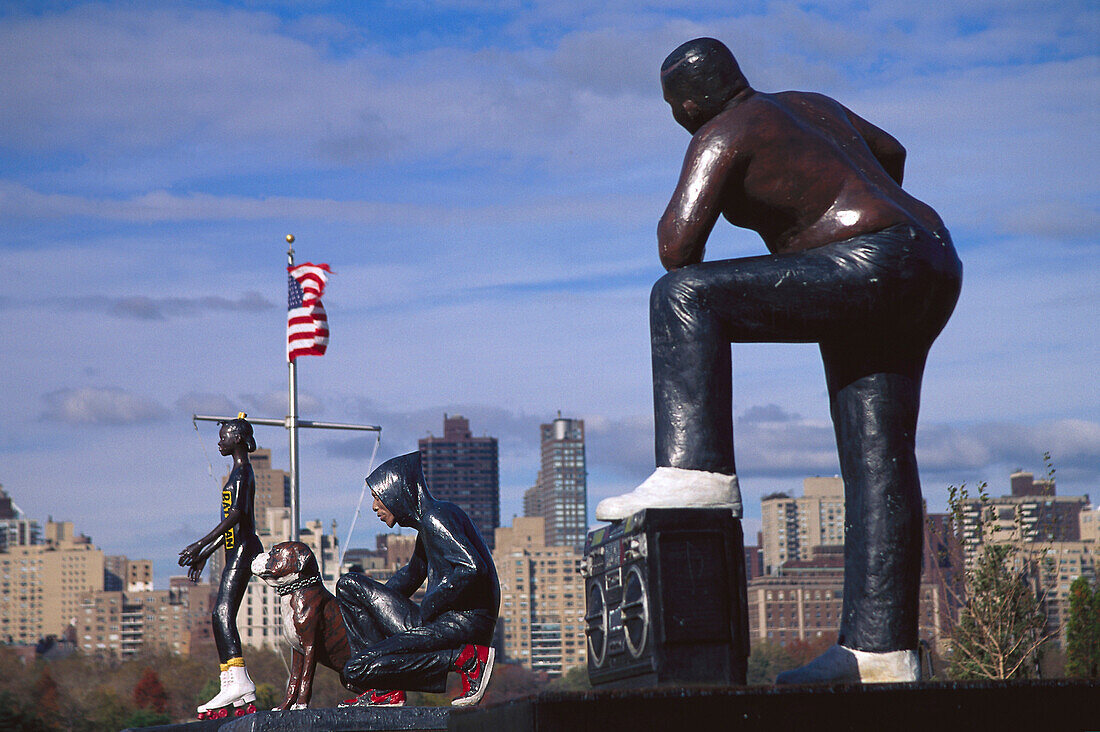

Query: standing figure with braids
left=180, top=413, right=263, bottom=718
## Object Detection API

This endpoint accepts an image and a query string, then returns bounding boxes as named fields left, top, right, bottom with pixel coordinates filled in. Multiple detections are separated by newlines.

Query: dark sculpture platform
left=125, top=706, right=449, bottom=732
left=128, top=680, right=1098, bottom=731
left=449, top=681, right=1099, bottom=731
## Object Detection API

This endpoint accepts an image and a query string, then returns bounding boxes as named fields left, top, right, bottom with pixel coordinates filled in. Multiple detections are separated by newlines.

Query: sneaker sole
left=452, top=647, right=495, bottom=707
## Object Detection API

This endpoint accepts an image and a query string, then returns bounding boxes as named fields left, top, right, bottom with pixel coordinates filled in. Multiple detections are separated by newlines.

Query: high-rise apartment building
left=251, top=448, right=291, bottom=518
left=523, top=414, right=587, bottom=549
left=105, top=556, right=154, bottom=592
left=419, top=415, right=500, bottom=549
left=0, top=520, right=104, bottom=644
left=957, top=471, right=1088, bottom=562
left=0, top=484, right=42, bottom=550
left=493, top=517, right=586, bottom=676
left=760, top=477, right=845, bottom=574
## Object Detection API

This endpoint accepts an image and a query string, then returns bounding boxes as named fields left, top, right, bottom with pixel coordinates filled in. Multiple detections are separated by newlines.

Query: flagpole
left=286, top=234, right=301, bottom=541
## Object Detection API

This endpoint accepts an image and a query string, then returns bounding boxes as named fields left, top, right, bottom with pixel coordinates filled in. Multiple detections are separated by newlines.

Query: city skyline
left=1, top=2, right=1097, bottom=586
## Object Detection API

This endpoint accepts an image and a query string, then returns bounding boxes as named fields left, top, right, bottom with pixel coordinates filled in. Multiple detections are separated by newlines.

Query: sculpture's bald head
left=661, top=38, right=748, bottom=133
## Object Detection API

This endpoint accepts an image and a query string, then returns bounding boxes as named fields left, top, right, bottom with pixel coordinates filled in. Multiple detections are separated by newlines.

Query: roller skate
left=451, top=644, right=495, bottom=707
left=197, top=658, right=258, bottom=719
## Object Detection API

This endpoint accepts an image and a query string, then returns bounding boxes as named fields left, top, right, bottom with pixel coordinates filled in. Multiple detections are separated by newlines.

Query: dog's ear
left=293, top=545, right=320, bottom=575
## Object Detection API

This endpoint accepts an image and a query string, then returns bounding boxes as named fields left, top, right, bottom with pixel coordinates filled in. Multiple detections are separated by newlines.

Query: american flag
left=287, top=262, right=331, bottom=361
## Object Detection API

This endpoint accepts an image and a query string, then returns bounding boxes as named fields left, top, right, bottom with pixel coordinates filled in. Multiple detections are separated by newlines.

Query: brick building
left=493, top=517, right=585, bottom=676
left=420, top=414, right=500, bottom=549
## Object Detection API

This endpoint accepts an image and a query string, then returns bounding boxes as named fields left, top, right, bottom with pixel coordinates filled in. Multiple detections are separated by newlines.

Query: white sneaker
left=775, top=644, right=919, bottom=685
left=595, top=467, right=741, bottom=521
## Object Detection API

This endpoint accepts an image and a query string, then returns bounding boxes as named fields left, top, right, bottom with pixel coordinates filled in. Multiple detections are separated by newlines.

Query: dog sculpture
left=251, top=541, right=351, bottom=710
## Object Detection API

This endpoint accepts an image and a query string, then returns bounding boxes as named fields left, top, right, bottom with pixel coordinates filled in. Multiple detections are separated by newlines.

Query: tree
left=81, top=688, right=133, bottom=732
left=1064, top=576, right=1100, bottom=678
left=746, top=640, right=795, bottom=685
left=133, top=667, right=169, bottom=714
left=122, top=708, right=172, bottom=728
left=0, top=690, right=53, bottom=732
left=32, top=666, right=61, bottom=726
left=784, top=636, right=834, bottom=669
left=945, top=480, right=1053, bottom=679
left=545, top=665, right=592, bottom=691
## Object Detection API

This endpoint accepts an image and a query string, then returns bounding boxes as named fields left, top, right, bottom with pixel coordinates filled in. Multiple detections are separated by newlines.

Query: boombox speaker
left=583, top=508, right=748, bottom=688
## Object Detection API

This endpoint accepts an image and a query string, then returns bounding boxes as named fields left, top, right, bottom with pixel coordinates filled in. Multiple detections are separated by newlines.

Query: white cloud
left=41, top=387, right=169, bottom=425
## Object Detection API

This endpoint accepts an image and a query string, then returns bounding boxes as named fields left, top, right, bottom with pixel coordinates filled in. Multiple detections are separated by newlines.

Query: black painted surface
left=450, top=681, right=1100, bottom=731
left=339, top=452, right=499, bottom=693
left=124, top=706, right=450, bottom=732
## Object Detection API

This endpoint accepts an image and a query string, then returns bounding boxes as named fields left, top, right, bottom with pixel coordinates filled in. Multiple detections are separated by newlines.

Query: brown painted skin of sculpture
left=659, top=82, right=945, bottom=268
left=281, top=575, right=350, bottom=708
left=253, top=541, right=351, bottom=710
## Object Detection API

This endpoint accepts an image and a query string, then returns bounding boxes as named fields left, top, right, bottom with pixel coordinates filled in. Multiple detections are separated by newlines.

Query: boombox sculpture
left=584, top=509, right=748, bottom=687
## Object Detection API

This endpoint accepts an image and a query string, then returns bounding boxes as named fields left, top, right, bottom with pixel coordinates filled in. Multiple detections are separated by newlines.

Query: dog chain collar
left=275, top=574, right=322, bottom=596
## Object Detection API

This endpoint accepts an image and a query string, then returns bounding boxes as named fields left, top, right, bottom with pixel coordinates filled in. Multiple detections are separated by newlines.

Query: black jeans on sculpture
left=212, top=535, right=263, bottom=662
left=336, top=574, right=495, bottom=693
left=650, top=224, right=962, bottom=652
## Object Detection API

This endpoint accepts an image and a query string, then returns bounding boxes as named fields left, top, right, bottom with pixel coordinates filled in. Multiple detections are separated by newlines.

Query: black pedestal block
left=450, top=681, right=1100, bottom=731
left=584, top=508, right=749, bottom=688
left=124, top=706, right=450, bottom=732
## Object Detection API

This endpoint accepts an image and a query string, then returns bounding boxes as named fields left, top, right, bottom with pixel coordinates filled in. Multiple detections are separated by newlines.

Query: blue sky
left=1, top=1, right=1097, bottom=585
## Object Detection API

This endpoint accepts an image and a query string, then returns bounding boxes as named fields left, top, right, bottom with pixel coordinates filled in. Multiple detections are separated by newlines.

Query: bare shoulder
left=772, top=89, right=839, bottom=105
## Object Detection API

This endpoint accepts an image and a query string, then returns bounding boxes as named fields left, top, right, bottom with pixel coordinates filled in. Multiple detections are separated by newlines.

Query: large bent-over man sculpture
left=595, top=38, right=962, bottom=683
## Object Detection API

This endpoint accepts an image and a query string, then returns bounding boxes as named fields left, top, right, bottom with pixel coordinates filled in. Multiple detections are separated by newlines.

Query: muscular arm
left=385, top=536, right=427, bottom=598
left=658, top=128, right=738, bottom=270
left=843, top=106, right=906, bottom=185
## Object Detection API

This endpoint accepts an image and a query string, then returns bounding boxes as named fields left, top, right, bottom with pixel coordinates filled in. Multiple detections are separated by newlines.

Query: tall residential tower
left=523, top=414, right=587, bottom=549
left=419, top=414, right=500, bottom=549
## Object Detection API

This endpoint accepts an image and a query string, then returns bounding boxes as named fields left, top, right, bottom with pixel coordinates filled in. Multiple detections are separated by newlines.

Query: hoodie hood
left=366, top=451, right=433, bottom=529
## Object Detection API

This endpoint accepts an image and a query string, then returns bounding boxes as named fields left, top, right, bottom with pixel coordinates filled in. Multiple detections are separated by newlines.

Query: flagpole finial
left=286, top=235, right=295, bottom=244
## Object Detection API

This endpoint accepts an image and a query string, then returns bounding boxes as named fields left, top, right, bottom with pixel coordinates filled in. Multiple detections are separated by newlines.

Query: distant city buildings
left=339, top=532, right=425, bottom=604
left=77, top=580, right=211, bottom=658
left=754, top=477, right=961, bottom=650
left=751, top=469, right=1097, bottom=653
left=957, top=470, right=1088, bottom=560
left=1, top=520, right=103, bottom=645
left=760, top=477, right=845, bottom=575
left=493, top=517, right=586, bottom=676
left=523, top=414, right=587, bottom=549
left=234, top=446, right=342, bottom=651
left=420, top=414, right=500, bottom=549
left=0, top=484, right=42, bottom=550
left=0, top=447, right=344, bottom=657
left=957, top=470, right=1095, bottom=646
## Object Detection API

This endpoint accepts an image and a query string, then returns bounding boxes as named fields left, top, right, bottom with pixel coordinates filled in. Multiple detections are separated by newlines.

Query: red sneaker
left=338, top=689, right=406, bottom=707
left=452, top=644, right=495, bottom=707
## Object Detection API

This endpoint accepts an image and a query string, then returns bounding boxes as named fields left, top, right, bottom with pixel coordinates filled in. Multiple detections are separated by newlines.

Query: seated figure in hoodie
left=335, top=452, right=500, bottom=708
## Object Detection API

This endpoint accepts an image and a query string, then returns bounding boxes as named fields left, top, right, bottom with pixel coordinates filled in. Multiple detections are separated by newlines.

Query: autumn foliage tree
left=33, top=666, right=62, bottom=724
left=133, top=667, right=169, bottom=714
